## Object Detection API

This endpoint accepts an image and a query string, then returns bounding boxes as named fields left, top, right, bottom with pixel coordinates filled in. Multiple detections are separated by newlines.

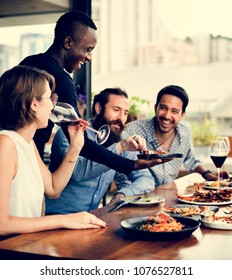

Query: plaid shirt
left=115, top=117, right=203, bottom=187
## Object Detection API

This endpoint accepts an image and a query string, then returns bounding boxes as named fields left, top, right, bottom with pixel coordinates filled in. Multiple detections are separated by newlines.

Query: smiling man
left=19, top=11, right=166, bottom=176
left=19, top=11, right=98, bottom=159
left=45, top=88, right=154, bottom=214
left=118, top=85, right=229, bottom=186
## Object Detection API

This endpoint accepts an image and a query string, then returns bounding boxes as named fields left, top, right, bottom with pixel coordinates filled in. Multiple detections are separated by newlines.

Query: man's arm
left=194, top=165, right=229, bottom=181
left=109, top=150, right=155, bottom=203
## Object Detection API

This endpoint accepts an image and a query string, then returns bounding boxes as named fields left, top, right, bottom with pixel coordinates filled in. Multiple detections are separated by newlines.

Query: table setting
left=109, top=137, right=232, bottom=241
left=1, top=172, right=232, bottom=260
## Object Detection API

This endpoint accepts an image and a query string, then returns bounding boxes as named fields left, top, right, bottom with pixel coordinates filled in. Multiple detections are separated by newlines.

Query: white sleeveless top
left=0, top=130, right=44, bottom=217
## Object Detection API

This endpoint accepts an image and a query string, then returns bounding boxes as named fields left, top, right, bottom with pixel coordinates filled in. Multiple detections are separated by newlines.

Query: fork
left=109, top=196, right=142, bottom=212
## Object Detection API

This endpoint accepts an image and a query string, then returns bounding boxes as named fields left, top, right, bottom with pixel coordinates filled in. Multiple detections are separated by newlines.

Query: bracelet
left=201, top=170, right=212, bottom=179
left=65, top=156, right=77, bottom=163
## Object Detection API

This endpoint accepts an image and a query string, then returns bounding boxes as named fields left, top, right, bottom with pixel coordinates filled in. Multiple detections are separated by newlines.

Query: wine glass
left=209, top=140, right=228, bottom=187
left=50, top=102, right=110, bottom=145
left=216, top=136, right=230, bottom=155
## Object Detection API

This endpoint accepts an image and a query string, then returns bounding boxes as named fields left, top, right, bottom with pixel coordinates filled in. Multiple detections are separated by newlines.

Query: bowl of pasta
left=120, top=211, right=200, bottom=240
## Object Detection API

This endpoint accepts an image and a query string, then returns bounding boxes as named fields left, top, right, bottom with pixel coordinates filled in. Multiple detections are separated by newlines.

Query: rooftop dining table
left=0, top=173, right=231, bottom=260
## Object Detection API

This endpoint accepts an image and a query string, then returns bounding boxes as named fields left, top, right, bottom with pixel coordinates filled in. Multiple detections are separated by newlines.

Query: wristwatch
left=201, top=170, right=212, bottom=179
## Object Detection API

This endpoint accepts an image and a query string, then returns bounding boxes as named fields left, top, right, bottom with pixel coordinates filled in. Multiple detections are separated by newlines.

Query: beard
left=92, top=114, right=125, bottom=145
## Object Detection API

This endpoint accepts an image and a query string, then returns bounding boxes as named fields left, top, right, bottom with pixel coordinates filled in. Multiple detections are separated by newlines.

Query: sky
left=1, top=0, right=232, bottom=46
left=158, top=0, right=232, bottom=38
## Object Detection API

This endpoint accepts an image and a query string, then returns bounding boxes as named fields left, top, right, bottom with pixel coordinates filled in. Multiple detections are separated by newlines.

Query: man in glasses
left=20, top=11, right=168, bottom=175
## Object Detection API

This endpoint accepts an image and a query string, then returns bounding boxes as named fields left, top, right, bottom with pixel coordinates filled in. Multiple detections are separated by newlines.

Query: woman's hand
left=67, top=119, right=88, bottom=152
left=62, top=212, right=107, bottom=229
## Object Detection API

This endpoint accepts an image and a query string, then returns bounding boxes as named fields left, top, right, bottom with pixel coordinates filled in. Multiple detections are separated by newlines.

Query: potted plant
left=127, top=96, right=150, bottom=123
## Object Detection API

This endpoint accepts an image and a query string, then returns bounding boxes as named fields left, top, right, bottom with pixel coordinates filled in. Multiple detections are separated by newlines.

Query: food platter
left=122, top=196, right=165, bottom=206
left=163, top=204, right=219, bottom=219
left=200, top=209, right=232, bottom=230
left=203, top=181, right=232, bottom=190
left=137, top=153, right=183, bottom=160
left=121, top=215, right=200, bottom=240
left=177, top=194, right=232, bottom=206
left=203, top=185, right=228, bottom=190
left=176, top=188, right=232, bottom=206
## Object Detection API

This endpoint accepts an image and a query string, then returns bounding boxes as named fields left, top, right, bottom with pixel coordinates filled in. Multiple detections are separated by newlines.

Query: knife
left=109, top=196, right=142, bottom=212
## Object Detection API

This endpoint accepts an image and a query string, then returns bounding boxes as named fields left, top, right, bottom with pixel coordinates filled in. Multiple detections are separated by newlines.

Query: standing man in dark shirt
left=20, top=11, right=168, bottom=174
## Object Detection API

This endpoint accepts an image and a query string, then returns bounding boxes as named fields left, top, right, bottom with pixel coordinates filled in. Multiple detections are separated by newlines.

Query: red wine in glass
left=210, top=155, right=227, bottom=169
left=50, top=102, right=110, bottom=145
left=52, top=120, right=80, bottom=126
left=209, top=140, right=228, bottom=187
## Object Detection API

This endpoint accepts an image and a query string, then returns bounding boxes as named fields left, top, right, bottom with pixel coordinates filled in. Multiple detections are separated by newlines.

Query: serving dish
left=177, top=195, right=232, bottom=206
left=121, top=214, right=200, bottom=240
left=137, top=153, right=183, bottom=160
left=201, top=220, right=232, bottom=230
left=176, top=188, right=232, bottom=206
left=124, top=195, right=165, bottom=206
left=200, top=209, right=232, bottom=230
left=203, top=181, right=232, bottom=190
left=163, top=204, right=219, bottom=219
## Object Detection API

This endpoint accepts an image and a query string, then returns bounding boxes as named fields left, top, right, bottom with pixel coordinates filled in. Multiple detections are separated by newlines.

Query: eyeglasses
left=40, top=93, right=58, bottom=107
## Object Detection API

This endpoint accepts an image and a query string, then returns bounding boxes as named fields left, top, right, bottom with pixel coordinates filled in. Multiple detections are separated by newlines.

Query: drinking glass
left=50, top=102, right=110, bottom=145
left=209, top=140, right=228, bottom=187
left=216, top=136, right=230, bottom=155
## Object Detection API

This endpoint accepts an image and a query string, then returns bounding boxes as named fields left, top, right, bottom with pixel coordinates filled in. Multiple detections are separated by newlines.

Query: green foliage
left=192, top=120, right=217, bottom=146
left=129, top=96, right=150, bottom=116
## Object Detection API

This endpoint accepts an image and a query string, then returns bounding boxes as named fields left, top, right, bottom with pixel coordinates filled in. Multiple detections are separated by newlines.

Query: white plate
left=203, top=181, right=231, bottom=190
left=201, top=208, right=232, bottom=229
left=123, top=196, right=165, bottom=206
left=203, top=185, right=229, bottom=190
left=201, top=219, right=232, bottom=230
left=164, top=204, right=219, bottom=217
left=177, top=196, right=232, bottom=206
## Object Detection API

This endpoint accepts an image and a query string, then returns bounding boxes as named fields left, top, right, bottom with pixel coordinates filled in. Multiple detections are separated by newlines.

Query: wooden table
left=0, top=173, right=231, bottom=260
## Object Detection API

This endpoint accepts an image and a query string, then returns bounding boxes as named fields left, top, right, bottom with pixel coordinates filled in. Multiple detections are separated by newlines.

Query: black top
left=20, top=54, right=134, bottom=174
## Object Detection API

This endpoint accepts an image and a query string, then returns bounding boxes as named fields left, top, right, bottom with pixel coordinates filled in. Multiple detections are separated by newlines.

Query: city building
left=19, top=33, right=53, bottom=61
left=0, top=45, right=18, bottom=74
left=0, top=1, right=232, bottom=141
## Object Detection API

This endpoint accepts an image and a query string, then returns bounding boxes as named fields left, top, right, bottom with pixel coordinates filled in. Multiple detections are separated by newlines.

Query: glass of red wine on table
left=209, top=139, right=228, bottom=187
left=50, top=102, right=110, bottom=145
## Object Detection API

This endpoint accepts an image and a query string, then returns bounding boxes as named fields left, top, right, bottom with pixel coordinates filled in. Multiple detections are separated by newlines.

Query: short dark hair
left=155, top=85, right=189, bottom=113
left=92, top=87, right=128, bottom=117
left=54, top=11, right=97, bottom=43
left=0, top=65, right=55, bottom=130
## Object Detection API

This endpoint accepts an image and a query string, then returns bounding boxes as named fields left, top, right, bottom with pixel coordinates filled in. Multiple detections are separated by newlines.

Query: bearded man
left=45, top=88, right=154, bottom=214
